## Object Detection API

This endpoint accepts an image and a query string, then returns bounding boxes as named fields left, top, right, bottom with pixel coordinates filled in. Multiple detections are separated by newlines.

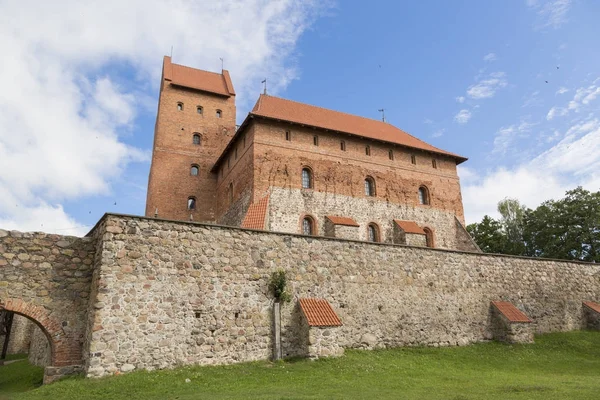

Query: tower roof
left=250, top=94, right=466, bottom=162
left=162, top=56, right=235, bottom=97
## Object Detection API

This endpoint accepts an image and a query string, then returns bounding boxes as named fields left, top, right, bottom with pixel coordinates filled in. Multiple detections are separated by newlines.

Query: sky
left=0, top=0, right=599, bottom=236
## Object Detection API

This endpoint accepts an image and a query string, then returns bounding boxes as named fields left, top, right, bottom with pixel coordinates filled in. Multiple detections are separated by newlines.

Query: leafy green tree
left=523, top=187, right=600, bottom=262
left=467, top=216, right=507, bottom=253
left=497, top=198, right=527, bottom=255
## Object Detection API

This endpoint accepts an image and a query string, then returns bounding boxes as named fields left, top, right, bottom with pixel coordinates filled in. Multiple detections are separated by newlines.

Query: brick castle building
left=146, top=56, right=479, bottom=251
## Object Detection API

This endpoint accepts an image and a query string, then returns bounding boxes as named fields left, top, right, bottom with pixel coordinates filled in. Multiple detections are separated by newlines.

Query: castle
left=145, top=56, right=478, bottom=251
left=1, top=58, right=600, bottom=384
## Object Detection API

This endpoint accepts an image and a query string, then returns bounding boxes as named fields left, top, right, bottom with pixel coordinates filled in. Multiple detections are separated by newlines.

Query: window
left=187, top=197, right=196, bottom=210
left=367, top=223, right=380, bottom=242
left=313, top=135, right=319, bottom=146
left=228, top=183, right=234, bottom=204
left=411, top=155, right=416, bottom=165
left=193, top=134, right=201, bottom=145
left=389, top=150, right=394, bottom=160
left=340, top=140, right=346, bottom=151
left=197, top=106, right=203, bottom=115
left=432, top=159, right=437, bottom=169
left=418, top=186, right=430, bottom=205
left=365, top=145, right=371, bottom=156
left=302, top=216, right=315, bottom=235
left=285, top=130, right=291, bottom=141
left=177, top=102, right=183, bottom=111
left=364, top=177, right=375, bottom=197
left=216, top=110, right=222, bottom=118
left=301, top=167, right=313, bottom=189
left=423, top=227, right=434, bottom=248
left=190, top=165, right=199, bottom=176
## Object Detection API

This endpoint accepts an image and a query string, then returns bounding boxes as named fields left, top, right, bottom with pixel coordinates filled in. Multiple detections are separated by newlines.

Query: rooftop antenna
left=261, top=78, right=267, bottom=95
left=220, top=57, right=224, bottom=71
left=378, top=108, right=386, bottom=123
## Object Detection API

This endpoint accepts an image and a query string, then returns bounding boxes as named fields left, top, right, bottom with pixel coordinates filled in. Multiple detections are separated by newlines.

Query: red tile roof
left=326, top=216, right=359, bottom=227
left=583, top=301, right=600, bottom=314
left=492, top=301, right=532, bottom=323
left=251, top=95, right=466, bottom=163
left=163, top=56, right=235, bottom=97
left=393, top=220, right=425, bottom=235
left=241, top=194, right=269, bottom=230
left=299, top=298, right=342, bottom=327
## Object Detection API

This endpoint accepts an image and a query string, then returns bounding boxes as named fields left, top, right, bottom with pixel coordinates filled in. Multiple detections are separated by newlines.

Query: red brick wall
left=247, top=119, right=465, bottom=222
left=145, top=70, right=236, bottom=222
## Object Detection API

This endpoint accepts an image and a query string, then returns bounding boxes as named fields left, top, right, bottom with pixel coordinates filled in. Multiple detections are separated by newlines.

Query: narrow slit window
left=313, top=135, right=319, bottom=146
left=216, top=110, right=222, bottom=118
left=365, top=145, right=371, bottom=156
left=389, top=150, right=394, bottom=160
left=197, top=106, right=203, bottom=115
left=285, top=131, right=291, bottom=141
left=432, top=159, right=437, bottom=169
left=177, top=102, right=184, bottom=111
left=411, top=154, right=416, bottom=165
left=187, top=197, right=196, bottom=210
left=340, top=140, right=346, bottom=151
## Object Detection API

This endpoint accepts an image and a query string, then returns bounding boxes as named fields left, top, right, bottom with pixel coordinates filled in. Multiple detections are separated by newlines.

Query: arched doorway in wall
left=0, top=299, right=74, bottom=384
left=423, top=227, right=435, bottom=248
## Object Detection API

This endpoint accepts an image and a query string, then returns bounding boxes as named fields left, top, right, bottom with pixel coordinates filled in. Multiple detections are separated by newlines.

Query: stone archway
left=0, top=298, right=83, bottom=384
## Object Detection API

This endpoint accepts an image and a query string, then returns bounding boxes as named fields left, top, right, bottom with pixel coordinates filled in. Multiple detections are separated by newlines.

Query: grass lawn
left=2, top=331, right=600, bottom=400
left=0, top=354, right=43, bottom=400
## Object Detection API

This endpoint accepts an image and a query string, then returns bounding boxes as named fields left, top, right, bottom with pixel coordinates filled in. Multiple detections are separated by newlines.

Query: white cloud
left=432, top=129, right=445, bottom=138
left=0, top=0, right=327, bottom=234
left=527, top=0, right=572, bottom=29
left=454, top=109, right=472, bottom=124
left=483, top=53, right=497, bottom=62
left=546, top=81, right=600, bottom=120
left=556, top=87, right=569, bottom=95
left=462, top=118, right=600, bottom=223
left=522, top=90, right=541, bottom=108
left=492, top=121, right=534, bottom=154
left=423, top=118, right=433, bottom=124
left=455, top=96, right=465, bottom=103
left=466, top=72, right=508, bottom=99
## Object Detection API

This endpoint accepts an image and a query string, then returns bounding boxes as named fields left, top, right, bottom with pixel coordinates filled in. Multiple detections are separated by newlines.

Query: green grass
left=3, top=331, right=600, bottom=400
left=0, top=355, right=43, bottom=400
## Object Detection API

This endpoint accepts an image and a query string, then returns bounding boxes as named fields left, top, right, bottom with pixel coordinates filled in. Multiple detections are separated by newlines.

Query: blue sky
left=1, top=0, right=599, bottom=235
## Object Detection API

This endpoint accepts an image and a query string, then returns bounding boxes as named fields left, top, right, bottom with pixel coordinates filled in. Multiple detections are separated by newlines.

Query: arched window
left=423, top=227, right=434, bottom=248
left=190, top=165, right=199, bottom=176
left=418, top=186, right=430, bottom=205
left=301, top=167, right=313, bottom=189
left=364, top=177, right=375, bottom=197
left=365, top=145, right=371, bottom=156
left=228, top=182, right=234, bottom=204
left=197, top=106, right=203, bottom=115
left=177, top=102, right=184, bottom=111
left=216, top=109, right=222, bottom=118
left=302, top=216, right=315, bottom=235
left=367, top=223, right=380, bottom=242
left=389, top=149, right=394, bottom=160
left=193, top=134, right=201, bottom=145
left=187, top=197, right=196, bottom=210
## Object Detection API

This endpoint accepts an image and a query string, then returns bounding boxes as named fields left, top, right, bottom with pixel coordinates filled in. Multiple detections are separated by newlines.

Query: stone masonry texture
left=2, top=215, right=600, bottom=381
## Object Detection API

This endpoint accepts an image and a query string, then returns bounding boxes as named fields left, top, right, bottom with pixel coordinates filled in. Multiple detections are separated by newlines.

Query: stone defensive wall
left=2, top=214, right=600, bottom=381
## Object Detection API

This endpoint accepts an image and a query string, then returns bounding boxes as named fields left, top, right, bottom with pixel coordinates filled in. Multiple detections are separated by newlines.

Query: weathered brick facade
left=146, top=59, right=475, bottom=251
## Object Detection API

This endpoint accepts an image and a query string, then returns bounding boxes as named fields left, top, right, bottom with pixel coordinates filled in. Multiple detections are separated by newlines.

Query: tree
left=467, top=216, right=507, bottom=254
left=523, top=187, right=600, bottom=262
left=497, top=198, right=527, bottom=255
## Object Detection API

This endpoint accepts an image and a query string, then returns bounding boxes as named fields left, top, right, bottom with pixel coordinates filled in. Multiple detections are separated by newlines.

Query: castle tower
left=145, top=56, right=236, bottom=222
